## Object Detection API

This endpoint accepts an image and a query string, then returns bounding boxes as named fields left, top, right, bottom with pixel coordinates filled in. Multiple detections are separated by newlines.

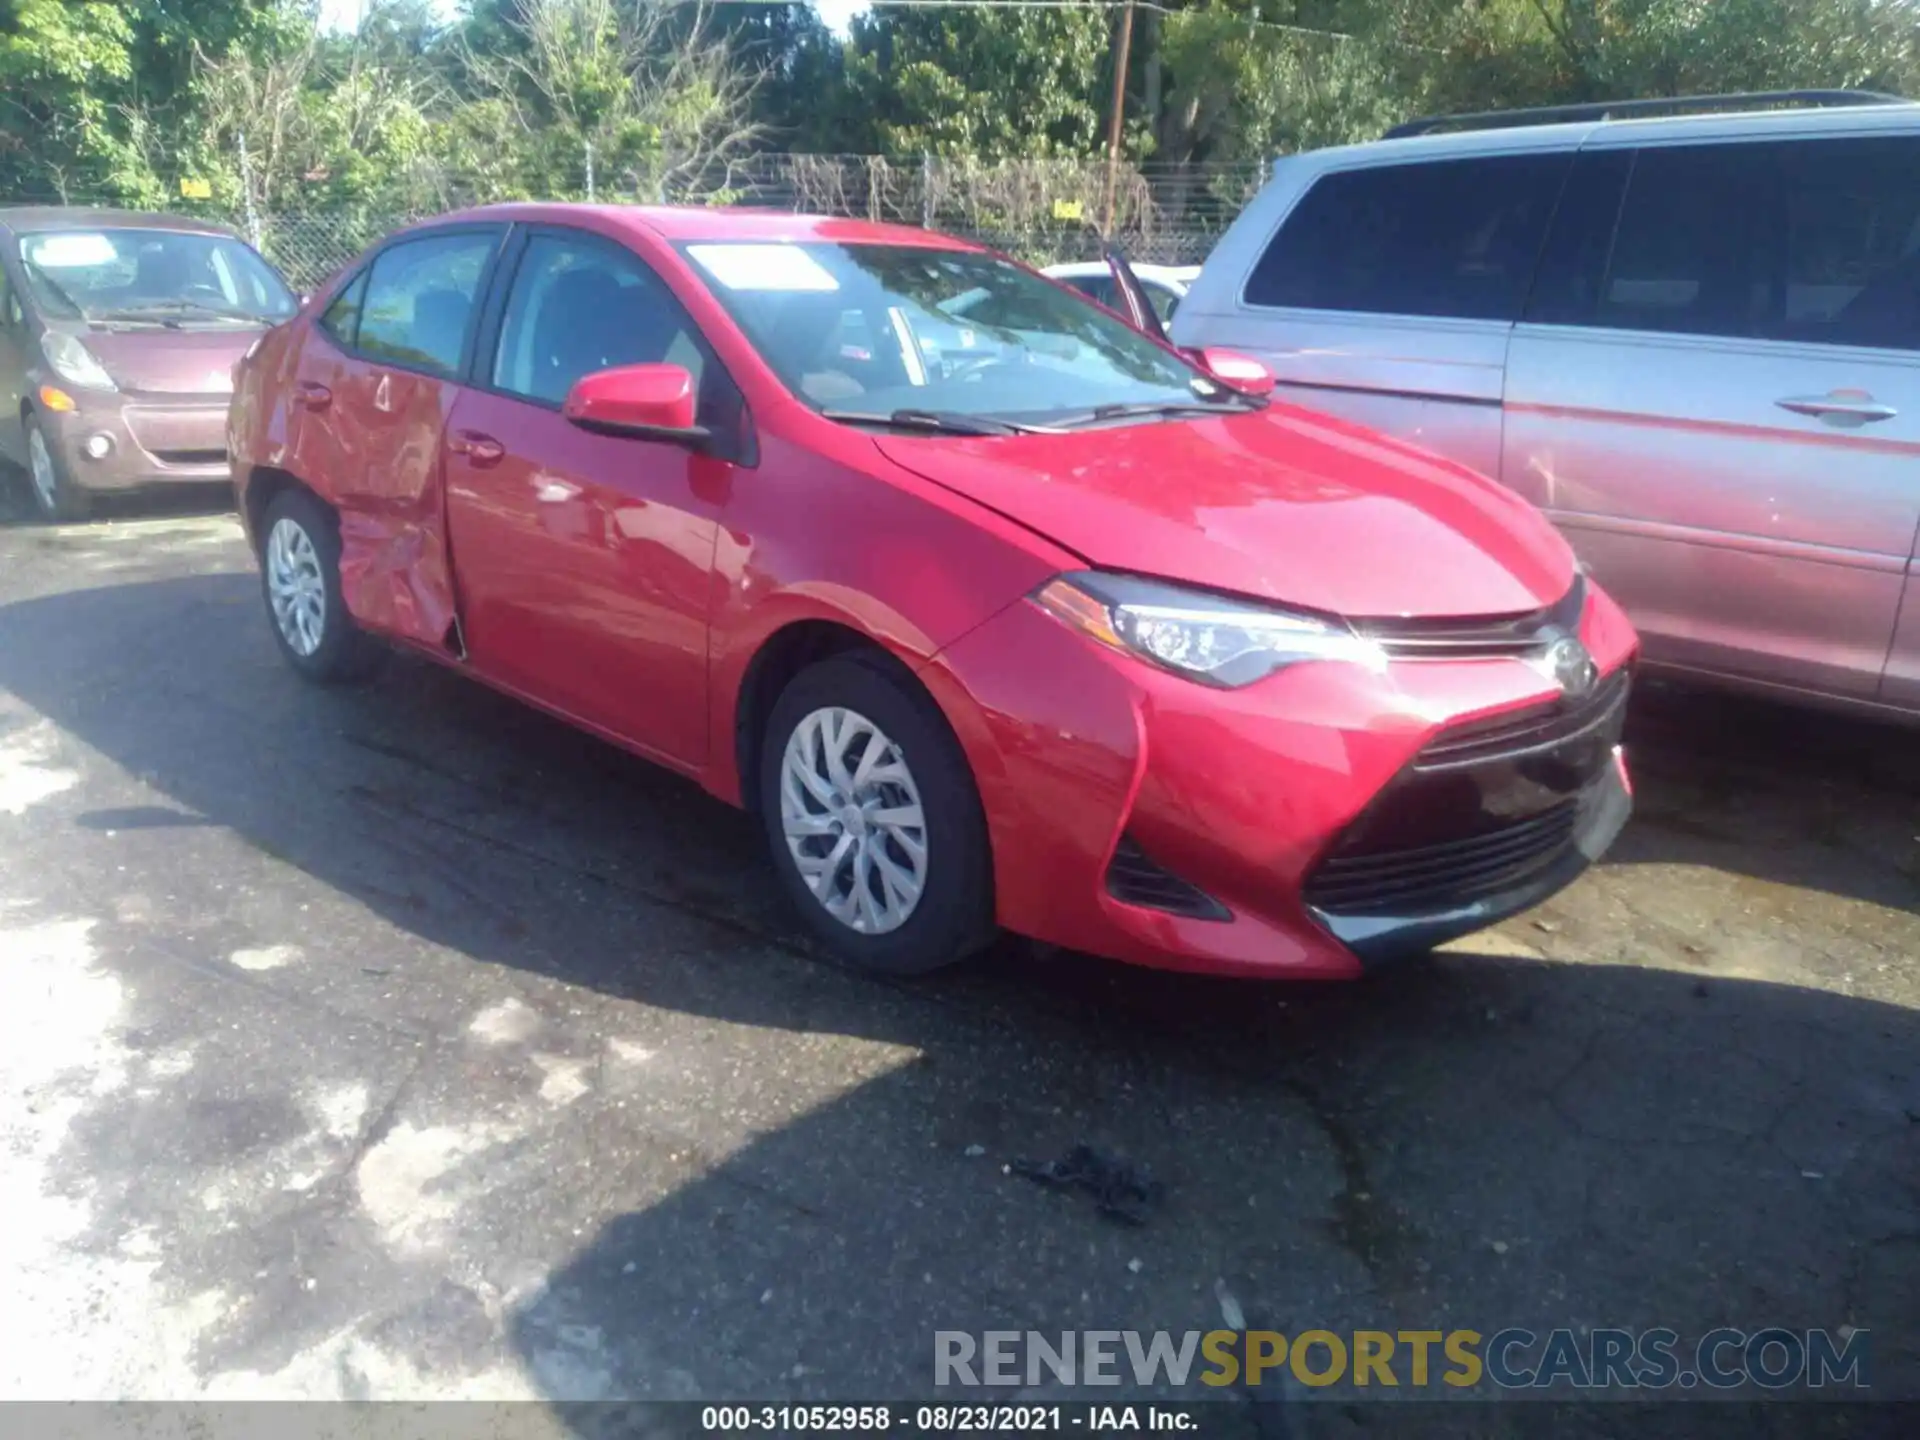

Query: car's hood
left=874, top=405, right=1574, bottom=619
left=74, top=324, right=262, bottom=396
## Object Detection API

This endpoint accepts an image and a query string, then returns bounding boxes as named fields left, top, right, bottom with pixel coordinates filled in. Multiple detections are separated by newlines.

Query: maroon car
left=0, top=207, right=298, bottom=519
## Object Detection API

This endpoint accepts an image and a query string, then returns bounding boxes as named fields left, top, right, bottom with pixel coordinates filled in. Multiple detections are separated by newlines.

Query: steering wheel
left=180, top=283, right=229, bottom=302
left=947, top=354, right=1024, bottom=384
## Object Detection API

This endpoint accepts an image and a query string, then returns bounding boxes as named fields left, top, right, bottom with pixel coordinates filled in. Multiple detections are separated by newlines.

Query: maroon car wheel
left=25, top=417, right=89, bottom=522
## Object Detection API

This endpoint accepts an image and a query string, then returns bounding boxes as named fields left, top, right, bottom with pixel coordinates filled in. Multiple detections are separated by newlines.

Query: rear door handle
left=295, top=381, right=332, bottom=411
left=1775, top=392, right=1898, bottom=426
left=448, top=429, right=506, bottom=466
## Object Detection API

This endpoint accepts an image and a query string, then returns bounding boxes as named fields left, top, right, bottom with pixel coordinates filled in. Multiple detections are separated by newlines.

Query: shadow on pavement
left=1, top=573, right=1915, bottom=1431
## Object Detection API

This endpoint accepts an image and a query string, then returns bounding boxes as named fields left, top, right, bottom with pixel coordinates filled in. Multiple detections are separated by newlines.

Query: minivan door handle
left=1775, top=392, right=1898, bottom=427
left=448, top=429, right=506, bottom=466
left=294, top=381, right=332, bottom=411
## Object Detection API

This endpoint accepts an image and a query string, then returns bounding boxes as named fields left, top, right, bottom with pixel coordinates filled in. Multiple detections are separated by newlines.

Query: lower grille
left=1105, top=836, right=1229, bottom=920
left=1418, top=668, right=1630, bottom=770
left=152, top=448, right=228, bottom=467
left=1305, top=801, right=1579, bottom=915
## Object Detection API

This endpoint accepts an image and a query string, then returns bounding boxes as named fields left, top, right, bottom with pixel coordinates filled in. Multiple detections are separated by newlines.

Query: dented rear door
left=291, top=225, right=507, bottom=651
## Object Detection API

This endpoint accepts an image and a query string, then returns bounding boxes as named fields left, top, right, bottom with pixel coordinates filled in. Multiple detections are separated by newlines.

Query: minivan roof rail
left=1384, top=89, right=1911, bottom=139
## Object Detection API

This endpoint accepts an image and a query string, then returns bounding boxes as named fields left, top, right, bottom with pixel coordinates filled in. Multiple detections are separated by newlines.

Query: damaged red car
left=230, top=205, right=1637, bottom=979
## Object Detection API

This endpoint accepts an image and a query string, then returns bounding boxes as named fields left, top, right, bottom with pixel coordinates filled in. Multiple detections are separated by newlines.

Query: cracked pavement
left=0, top=490, right=1915, bottom=1435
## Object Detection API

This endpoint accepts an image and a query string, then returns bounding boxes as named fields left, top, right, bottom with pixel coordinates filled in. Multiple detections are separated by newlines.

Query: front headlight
left=1033, top=571, right=1387, bottom=687
left=42, top=332, right=117, bottom=391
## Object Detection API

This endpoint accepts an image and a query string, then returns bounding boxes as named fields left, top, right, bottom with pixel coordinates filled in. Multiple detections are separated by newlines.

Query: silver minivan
left=1168, top=92, right=1920, bottom=722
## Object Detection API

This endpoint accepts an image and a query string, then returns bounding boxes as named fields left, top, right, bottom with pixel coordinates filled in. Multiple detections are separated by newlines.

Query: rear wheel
left=260, top=487, right=383, bottom=683
left=760, top=653, right=994, bottom=973
left=26, top=417, right=89, bottom=522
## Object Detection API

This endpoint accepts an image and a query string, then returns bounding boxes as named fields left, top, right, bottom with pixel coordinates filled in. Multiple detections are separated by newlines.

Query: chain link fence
left=236, top=154, right=1268, bottom=291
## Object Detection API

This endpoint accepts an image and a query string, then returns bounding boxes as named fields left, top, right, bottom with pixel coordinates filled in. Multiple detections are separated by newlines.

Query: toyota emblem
left=1543, top=634, right=1598, bottom=697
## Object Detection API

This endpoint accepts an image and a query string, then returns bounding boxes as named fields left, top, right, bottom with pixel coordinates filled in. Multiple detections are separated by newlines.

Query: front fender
left=700, top=433, right=1073, bottom=805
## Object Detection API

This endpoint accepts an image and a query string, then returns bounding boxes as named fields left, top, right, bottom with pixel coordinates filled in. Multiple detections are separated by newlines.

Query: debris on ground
left=1008, top=1144, right=1162, bottom=1226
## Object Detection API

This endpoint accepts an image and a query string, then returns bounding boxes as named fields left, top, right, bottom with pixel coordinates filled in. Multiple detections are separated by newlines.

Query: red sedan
left=230, top=205, right=1637, bottom=979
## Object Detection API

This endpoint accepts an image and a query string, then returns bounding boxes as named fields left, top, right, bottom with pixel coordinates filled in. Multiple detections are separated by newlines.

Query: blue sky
left=317, top=0, right=868, bottom=37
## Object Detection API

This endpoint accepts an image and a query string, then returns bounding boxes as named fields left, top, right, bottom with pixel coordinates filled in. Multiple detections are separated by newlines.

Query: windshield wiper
left=820, top=407, right=1047, bottom=437
left=99, top=300, right=259, bottom=326
left=1051, top=394, right=1266, bottom=430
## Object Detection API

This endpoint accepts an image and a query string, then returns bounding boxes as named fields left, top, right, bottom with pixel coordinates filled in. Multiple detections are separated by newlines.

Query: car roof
left=0, top=206, right=241, bottom=238
left=1285, top=97, right=1920, bottom=169
left=427, top=202, right=981, bottom=250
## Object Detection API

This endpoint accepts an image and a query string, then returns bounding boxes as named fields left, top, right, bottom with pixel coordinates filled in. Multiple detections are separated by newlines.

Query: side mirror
left=563, top=363, right=707, bottom=444
left=1191, top=347, right=1275, bottom=398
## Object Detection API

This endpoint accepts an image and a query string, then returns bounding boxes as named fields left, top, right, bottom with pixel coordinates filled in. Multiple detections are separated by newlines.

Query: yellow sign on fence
left=1052, top=199, right=1084, bottom=221
left=179, top=177, right=213, bottom=199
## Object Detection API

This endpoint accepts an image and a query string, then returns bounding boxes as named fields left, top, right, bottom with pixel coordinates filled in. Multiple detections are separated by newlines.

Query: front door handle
left=449, top=429, right=506, bottom=467
left=1775, top=391, right=1898, bottom=427
left=295, top=381, right=332, bottom=411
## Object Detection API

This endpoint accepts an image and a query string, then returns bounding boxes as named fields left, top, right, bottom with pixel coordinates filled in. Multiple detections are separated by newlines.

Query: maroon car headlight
left=1033, top=571, right=1388, bottom=688
left=42, top=332, right=117, bottom=392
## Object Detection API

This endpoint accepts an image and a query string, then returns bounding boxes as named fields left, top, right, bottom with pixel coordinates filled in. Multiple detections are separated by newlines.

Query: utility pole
left=584, top=140, right=596, bottom=203
left=1101, top=0, right=1136, bottom=236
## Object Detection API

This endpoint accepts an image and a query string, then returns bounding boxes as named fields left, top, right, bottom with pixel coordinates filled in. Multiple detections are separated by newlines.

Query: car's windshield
left=17, top=228, right=297, bottom=325
left=678, top=241, right=1231, bottom=427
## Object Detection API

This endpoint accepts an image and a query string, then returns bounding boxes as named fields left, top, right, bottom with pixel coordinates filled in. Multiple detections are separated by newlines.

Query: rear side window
left=1244, top=153, right=1570, bottom=321
left=356, top=231, right=498, bottom=376
left=1768, top=136, right=1920, bottom=353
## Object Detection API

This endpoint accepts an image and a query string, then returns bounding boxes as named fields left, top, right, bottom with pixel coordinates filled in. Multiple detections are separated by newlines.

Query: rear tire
left=26, top=416, right=89, bottom=522
left=260, top=487, right=384, bottom=684
left=760, top=652, right=995, bottom=974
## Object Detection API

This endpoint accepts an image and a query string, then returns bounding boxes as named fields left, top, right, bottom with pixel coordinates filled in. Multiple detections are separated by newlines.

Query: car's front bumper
left=40, top=393, right=232, bottom=492
left=923, top=580, right=1640, bottom=980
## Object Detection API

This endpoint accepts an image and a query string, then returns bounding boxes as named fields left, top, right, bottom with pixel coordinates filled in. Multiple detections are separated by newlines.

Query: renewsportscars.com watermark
left=934, top=1328, right=1870, bottom=1392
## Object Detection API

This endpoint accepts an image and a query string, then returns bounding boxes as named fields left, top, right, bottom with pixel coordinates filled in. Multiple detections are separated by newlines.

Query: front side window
left=1591, top=143, right=1775, bottom=340
left=356, top=231, right=497, bottom=376
left=319, top=270, right=368, bottom=347
left=680, top=241, right=1223, bottom=425
left=493, top=233, right=710, bottom=405
left=17, top=227, right=297, bottom=325
left=1244, top=153, right=1571, bottom=322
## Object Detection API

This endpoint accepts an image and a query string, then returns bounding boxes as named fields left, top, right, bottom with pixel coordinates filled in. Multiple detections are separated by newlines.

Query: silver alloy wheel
left=265, top=516, right=327, bottom=657
left=27, top=426, right=59, bottom=515
left=780, top=705, right=929, bottom=935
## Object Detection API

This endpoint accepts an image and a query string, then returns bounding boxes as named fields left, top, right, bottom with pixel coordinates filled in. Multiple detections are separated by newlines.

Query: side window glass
left=318, top=270, right=367, bottom=347
left=1523, top=149, right=1633, bottom=327
left=1767, top=136, right=1920, bottom=353
left=1244, top=153, right=1570, bottom=321
left=493, top=233, right=710, bottom=406
left=357, top=231, right=496, bottom=376
left=1593, top=143, right=1774, bottom=340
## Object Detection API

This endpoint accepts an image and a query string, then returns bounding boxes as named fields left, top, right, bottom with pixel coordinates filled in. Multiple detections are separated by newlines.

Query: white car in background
left=1044, top=261, right=1199, bottom=323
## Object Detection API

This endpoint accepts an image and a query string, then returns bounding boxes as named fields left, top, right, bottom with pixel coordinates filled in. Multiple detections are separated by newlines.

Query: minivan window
left=356, top=231, right=496, bottom=377
left=1243, top=153, right=1570, bottom=321
left=1591, top=143, right=1776, bottom=340
left=16, top=228, right=295, bottom=324
left=1768, top=136, right=1920, bottom=353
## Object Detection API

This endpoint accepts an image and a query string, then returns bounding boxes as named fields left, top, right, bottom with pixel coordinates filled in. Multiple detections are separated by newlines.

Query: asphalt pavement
left=1, top=482, right=1915, bottom=1437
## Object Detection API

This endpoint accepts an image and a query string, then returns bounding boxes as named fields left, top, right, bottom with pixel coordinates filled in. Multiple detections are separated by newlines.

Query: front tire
left=26, top=416, right=89, bottom=522
left=760, top=653, right=995, bottom=974
left=260, top=488, right=383, bottom=684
